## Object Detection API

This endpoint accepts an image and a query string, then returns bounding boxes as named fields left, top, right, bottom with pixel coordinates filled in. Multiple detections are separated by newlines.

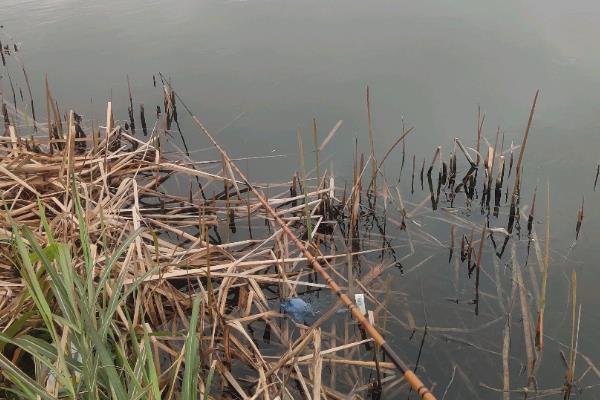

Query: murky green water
left=3, top=0, right=600, bottom=397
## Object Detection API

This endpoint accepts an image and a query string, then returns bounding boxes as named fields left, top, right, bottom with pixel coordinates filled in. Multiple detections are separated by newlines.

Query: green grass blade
left=203, top=360, right=216, bottom=400
left=182, top=296, right=202, bottom=400
left=0, top=353, right=56, bottom=400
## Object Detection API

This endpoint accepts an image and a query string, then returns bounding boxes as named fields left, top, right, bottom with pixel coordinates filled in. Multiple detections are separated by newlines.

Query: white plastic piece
left=355, top=293, right=366, bottom=315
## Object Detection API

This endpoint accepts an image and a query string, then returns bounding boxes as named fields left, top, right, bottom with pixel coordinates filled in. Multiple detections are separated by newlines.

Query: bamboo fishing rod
left=171, top=89, right=437, bottom=400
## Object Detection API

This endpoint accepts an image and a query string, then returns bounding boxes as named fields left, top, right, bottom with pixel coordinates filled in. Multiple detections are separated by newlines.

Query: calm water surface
left=3, top=0, right=600, bottom=397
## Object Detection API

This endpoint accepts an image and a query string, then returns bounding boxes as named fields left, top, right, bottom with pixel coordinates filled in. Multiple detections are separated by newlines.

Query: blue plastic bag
left=280, top=298, right=314, bottom=322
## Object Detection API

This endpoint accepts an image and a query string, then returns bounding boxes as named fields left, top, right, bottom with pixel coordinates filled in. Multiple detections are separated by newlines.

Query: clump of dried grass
left=1, top=82, right=416, bottom=398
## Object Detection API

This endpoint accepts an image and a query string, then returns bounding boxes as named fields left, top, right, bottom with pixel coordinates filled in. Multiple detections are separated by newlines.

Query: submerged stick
left=175, top=92, right=437, bottom=400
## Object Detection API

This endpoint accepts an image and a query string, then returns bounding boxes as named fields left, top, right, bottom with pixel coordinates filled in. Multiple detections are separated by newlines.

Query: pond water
left=3, top=0, right=600, bottom=398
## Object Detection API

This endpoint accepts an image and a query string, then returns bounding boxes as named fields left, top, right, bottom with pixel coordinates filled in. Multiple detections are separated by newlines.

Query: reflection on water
left=3, top=0, right=600, bottom=397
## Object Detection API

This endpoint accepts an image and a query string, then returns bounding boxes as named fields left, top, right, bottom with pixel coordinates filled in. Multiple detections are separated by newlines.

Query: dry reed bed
left=0, top=93, right=414, bottom=398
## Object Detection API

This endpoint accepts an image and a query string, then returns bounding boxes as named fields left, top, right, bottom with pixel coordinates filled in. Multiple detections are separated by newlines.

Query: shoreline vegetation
left=0, top=34, right=597, bottom=399
left=0, top=75, right=434, bottom=398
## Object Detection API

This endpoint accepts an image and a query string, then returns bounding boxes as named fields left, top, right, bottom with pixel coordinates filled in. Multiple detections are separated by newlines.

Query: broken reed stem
left=428, top=146, right=440, bottom=175
left=536, top=182, right=550, bottom=351
left=511, top=90, right=539, bottom=200
left=204, top=220, right=215, bottom=320
left=449, top=225, right=455, bottom=263
left=366, top=86, right=377, bottom=194
left=297, top=128, right=312, bottom=241
left=312, top=329, right=323, bottom=400
left=575, top=196, right=584, bottom=241
left=564, top=270, right=578, bottom=400
left=21, top=63, right=37, bottom=132
left=411, top=154, right=416, bottom=194
left=513, top=242, right=536, bottom=390
left=313, top=118, right=320, bottom=189
left=420, top=157, right=425, bottom=191
left=476, top=106, right=484, bottom=166
left=44, top=74, right=53, bottom=154
left=455, top=137, right=475, bottom=167
left=127, top=75, right=136, bottom=135
left=346, top=247, right=354, bottom=297
left=319, top=119, right=343, bottom=152
left=528, top=185, right=537, bottom=234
